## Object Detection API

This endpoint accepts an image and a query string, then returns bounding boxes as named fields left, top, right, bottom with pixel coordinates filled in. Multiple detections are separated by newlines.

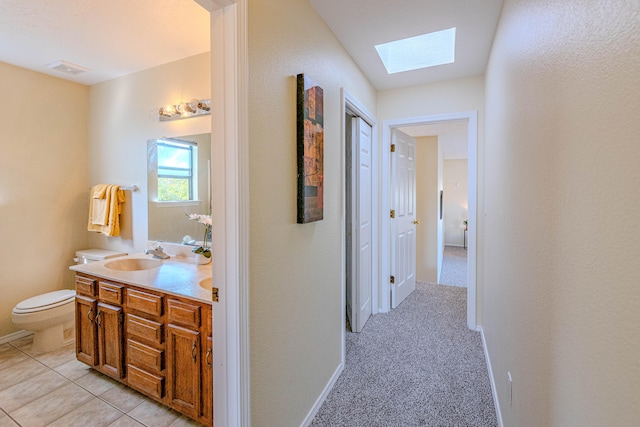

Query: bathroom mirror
left=147, top=133, right=211, bottom=244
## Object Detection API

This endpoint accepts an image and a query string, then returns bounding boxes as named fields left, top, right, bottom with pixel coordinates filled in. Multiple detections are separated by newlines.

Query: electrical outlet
left=507, top=371, right=513, bottom=407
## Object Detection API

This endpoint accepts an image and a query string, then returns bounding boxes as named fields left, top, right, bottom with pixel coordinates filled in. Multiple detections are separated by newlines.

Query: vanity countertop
left=69, top=253, right=213, bottom=304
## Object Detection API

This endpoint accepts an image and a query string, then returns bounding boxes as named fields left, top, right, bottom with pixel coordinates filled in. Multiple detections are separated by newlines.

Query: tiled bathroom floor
left=0, top=335, right=204, bottom=427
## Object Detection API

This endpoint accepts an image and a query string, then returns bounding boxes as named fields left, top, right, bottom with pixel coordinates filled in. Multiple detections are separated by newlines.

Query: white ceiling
left=0, top=0, right=500, bottom=157
left=309, top=0, right=504, bottom=91
left=0, top=0, right=210, bottom=85
left=0, top=0, right=502, bottom=88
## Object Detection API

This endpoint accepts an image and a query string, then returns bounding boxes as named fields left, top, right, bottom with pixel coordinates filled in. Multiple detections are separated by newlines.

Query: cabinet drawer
left=128, top=339, right=164, bottom=372
left=98, top=282, right=123, bottom=305
left=167, top=299, right=201, bottom=328
left=76, top=276, right=97, bottom=297
left=127, top=364, right=165, bottom=399
left=126, top=314, right=163, bottom=344
left=126, top=289, right=163, bottom=316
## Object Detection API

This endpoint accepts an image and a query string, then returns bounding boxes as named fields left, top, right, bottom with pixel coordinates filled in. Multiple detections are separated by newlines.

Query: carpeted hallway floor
left=311, top=281, right=497, bottom=426
left=439, top=245, right=468, bottom=287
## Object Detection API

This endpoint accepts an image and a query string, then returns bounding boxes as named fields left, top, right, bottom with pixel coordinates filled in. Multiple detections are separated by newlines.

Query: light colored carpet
left=439, top=245, right=468, bottom=287
left=311, top=281, right=497, bottom=427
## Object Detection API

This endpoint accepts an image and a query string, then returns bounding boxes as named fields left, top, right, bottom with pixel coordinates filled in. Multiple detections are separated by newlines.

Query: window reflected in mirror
left=157, top=139, right=196, bottom=202
left=147, top=133, right=211, bottom=244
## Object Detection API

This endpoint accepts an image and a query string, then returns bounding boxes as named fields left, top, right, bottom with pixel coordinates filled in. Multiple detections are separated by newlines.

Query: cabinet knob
left=191, top=342, right=197, bottom=362
left=95, top=310, right=102, bottom=327
left=87, top=307, right=95, bottom=322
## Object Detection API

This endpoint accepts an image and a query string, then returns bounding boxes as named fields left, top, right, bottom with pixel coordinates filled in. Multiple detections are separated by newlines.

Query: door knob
left=413, top=220, right=420, bottom=225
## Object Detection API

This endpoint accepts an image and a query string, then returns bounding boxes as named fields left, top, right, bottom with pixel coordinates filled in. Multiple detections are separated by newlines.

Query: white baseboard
left=300, top=362, right=344, bottom=427
left=479, top=327, right=504, bottom=427
left=0, top=330, right=33, bottom=345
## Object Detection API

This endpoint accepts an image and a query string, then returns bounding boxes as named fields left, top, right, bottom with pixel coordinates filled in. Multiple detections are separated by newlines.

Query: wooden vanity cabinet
left=166, top=297, right=213, bottom=424
left=75, top=274, right=213, bottom=426
left=125, top=288, right=166, bottom=400
left=202, top=306, right=213, bottom=423
left=75, top=279, right=97, bottom=366
left=75, top=275, right=125, bottom=380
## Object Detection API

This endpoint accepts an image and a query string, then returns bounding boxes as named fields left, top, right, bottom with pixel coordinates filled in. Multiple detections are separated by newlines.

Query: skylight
left=375, top=27, right=456, bottom=74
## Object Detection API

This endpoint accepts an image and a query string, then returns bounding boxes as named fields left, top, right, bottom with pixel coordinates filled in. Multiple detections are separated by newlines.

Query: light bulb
left=160, top=104, right=177, bottom=116
left=197, top=99, right=211, bottom=112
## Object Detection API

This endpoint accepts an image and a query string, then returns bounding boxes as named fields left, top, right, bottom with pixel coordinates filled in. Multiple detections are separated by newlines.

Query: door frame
left=381, top=111, right=478, bottom=330
left=207, top=0, right=250, bottom=426
left=341, top=89, right=378, bottom=355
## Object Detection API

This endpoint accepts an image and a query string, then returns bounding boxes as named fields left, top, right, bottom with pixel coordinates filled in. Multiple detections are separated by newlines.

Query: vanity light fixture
left=159, top=98, right=211, bottom=121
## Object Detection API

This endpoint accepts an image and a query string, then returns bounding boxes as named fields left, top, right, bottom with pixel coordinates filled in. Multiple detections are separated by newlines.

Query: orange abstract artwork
left=297, top=74, right=324, bottom=223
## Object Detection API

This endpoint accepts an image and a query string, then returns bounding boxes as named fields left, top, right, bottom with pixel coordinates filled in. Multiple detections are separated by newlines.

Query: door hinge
left=390, top=144, right=396, bottom=153
left=390, top=209, right=395, bottom=218
left=390, top=275, right=395, bottom=284
left=212, top=287, right=219, bottom=303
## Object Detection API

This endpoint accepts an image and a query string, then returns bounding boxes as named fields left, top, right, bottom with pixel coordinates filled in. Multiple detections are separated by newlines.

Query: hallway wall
left=443, top=159, right=468, bottom=247
left=415, top=136, right=439, bottom=282
left=483, top=1, right=640, bottom=425
left=247, top=0, right=377, bottom=424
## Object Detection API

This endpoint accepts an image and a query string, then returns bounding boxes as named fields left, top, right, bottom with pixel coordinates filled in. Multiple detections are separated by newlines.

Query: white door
left=347, top=116, right=373, bottom=332
left=391, top=129, right=417, bottom=308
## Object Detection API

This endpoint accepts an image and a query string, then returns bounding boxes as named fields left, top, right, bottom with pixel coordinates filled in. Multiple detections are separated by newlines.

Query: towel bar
left=89, top=185, right=138, bottom=192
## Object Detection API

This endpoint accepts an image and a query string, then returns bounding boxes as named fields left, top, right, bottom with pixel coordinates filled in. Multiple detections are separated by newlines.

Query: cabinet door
left=97, top=302, right=124, bottom=379
left=167, top=324, right=201, bottom=419
left=75, top=296, right=98, bottom=366
left=202, top=335, right=213, bottom=423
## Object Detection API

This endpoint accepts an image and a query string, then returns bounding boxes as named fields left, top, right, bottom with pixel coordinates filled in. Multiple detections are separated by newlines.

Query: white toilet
left=12, top=248, right=127, bottom=353
left=12, top=289, right=77, bottom=353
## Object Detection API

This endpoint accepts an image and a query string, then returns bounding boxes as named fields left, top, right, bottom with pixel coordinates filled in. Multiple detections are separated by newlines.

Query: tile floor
left=0, top=335, right=204, bottom=427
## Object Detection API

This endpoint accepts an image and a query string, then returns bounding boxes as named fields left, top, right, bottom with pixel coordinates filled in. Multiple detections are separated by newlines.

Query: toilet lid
left=14, top=290, right=76, bottom=312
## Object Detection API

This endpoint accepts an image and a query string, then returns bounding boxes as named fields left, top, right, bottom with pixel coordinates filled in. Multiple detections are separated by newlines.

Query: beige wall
left=0, top=62, right=89, bottom=336
left=415, top=136, right=439, bottom=282
left=88, top=53, right=210, bottom=255
left=483, top=1, right=640, bottom=425
left=443, top=159, right=468, bottom=247
left=248, top=0, right=376, bottom=424
left=377, top=75, right=484, bottom=121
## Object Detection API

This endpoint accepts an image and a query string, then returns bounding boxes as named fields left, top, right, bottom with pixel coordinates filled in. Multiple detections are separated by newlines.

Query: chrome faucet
left=145, top=244, right=170, bottom=259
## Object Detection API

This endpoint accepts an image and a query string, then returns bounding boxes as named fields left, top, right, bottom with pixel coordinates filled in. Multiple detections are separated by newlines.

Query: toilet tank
left=75, top=249, right=127, bottom=264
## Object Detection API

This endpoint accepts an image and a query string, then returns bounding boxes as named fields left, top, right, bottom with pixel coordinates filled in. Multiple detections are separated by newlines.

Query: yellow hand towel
left=105, top=185, right=126, bottom=237
left=87, top=185, right=126, bottom=236
left=90, top=184, right=110, bottom=225
left=92, top=184, right=109, bottom=199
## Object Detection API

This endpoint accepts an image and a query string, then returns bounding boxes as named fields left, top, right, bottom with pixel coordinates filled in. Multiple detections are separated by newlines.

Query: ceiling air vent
left=45, top=60, right=91, bottom=75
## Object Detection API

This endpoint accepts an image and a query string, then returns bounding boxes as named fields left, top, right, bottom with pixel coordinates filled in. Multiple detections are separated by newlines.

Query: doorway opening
left=396, top=121, right=470, bottom=288
left=382, top=111, right=478, bottom=330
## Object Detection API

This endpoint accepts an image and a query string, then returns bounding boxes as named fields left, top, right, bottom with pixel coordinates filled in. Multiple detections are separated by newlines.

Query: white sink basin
left=105, top=258, right=163, bottom=271
left=199, top=277, right=212, bottom=290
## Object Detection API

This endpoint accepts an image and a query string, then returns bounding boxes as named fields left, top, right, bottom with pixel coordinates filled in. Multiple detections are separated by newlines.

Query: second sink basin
left=105, top=258, right=163, bottom=271
left=199, top=277, right=212, bottom=290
